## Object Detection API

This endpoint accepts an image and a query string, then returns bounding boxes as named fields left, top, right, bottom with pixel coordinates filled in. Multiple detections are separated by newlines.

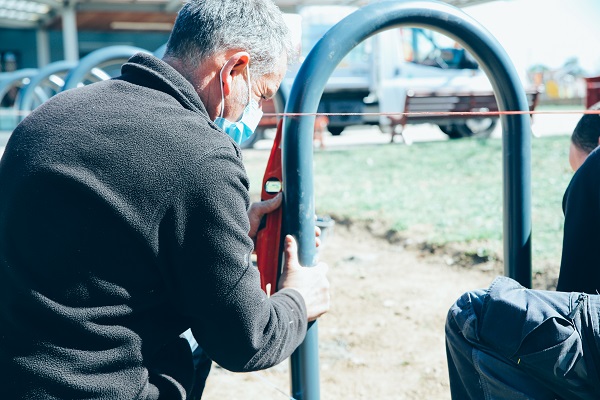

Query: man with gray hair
left=0, top=1, right=330, bottom=399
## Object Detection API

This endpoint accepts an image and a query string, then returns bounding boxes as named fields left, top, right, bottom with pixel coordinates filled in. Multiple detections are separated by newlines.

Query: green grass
left=243, top=134, right=574, bottom=274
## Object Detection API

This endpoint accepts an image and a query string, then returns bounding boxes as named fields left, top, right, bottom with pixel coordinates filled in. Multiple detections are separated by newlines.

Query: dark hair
left=164, top=0, right=293, bottom=77
left=571, top=102, right=600, bottom=154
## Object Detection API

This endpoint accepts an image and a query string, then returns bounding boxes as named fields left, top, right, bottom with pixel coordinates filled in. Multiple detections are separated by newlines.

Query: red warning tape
left=262, top=109, right=600, bottom=118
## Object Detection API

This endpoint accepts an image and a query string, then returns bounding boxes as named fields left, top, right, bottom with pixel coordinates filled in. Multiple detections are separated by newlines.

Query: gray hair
left=164, top=0, right=295, bottom=78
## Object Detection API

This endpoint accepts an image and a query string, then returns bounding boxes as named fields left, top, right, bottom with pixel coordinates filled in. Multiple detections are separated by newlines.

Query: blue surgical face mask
left=214, top=64, right=263, bottom=145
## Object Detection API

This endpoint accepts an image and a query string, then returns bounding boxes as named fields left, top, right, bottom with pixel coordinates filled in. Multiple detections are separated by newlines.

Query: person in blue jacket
left=445, top=109, right=600, bottom=399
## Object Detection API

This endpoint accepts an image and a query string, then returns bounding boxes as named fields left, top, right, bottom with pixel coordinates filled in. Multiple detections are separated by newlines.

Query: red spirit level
left=255, top=120, right=284, bottom=296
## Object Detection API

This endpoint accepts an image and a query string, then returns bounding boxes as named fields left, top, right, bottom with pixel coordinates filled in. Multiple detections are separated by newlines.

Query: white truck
left=249, top=5, right=538, bottom=147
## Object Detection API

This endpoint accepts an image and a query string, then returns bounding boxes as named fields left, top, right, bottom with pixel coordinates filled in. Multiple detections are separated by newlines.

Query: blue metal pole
left=282, top=0, right=532, bottom=398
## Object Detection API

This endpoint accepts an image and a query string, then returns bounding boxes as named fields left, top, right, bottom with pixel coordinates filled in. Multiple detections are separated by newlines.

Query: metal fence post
left=283, top=1, right=532, bottom=397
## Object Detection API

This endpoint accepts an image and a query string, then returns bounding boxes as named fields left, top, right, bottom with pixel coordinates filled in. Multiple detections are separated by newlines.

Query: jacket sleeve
left=158, top=144, right=307, bottom=372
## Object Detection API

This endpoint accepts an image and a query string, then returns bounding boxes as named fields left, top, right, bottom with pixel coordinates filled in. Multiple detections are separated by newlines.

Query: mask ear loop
left=218, top=63, right=226, bottom=119
left=246, top=66, right=252, bottom=106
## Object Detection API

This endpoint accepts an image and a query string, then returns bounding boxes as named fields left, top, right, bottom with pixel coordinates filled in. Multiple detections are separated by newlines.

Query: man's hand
left=248, top=194, right=322, bottom=248
left=278, top=235, right=330, bottom=321
left=247, top=193, right=283, bottom=243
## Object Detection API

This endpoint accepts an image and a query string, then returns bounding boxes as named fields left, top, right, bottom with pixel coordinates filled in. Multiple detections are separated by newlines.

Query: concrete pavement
left=251, top=110, right=581, bottom=151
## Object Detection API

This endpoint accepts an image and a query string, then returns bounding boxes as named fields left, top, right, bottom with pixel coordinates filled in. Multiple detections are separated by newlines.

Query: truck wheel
left=438, top=124, right=463, bottom=139
left=454, top=118, right=498, bottom=138
left=439, top=118, right=498, bottom=139
left=328, top=126, right=344, bottom=136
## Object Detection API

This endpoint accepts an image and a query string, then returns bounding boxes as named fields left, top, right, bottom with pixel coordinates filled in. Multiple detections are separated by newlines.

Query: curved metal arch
left=16, top=60, right=77, bottom=120
left=283, top=1, right=532, bottom=398
left=62, top=45, right=150, bottom=91
left=0, top=69, right=38, bottom=130
left=0, top=69, right=39, bottom=106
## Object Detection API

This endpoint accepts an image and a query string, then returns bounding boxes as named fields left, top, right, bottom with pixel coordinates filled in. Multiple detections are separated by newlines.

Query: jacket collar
left=121, top=52, right=209, bottom=117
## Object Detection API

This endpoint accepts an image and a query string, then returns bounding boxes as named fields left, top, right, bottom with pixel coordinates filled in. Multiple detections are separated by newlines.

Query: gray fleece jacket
left=0, top=53, right=307, bottom=399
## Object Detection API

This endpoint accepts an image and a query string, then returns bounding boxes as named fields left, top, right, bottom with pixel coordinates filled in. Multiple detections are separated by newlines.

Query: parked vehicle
left=246, top=5, right=538, bottom=148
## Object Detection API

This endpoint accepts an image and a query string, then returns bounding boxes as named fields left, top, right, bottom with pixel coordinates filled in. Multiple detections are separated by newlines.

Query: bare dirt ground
left=202, top=220, right=512, bottom=400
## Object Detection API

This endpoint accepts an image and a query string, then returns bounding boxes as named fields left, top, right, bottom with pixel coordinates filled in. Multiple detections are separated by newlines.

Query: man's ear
left=221, top=52, right=250, bottom=96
